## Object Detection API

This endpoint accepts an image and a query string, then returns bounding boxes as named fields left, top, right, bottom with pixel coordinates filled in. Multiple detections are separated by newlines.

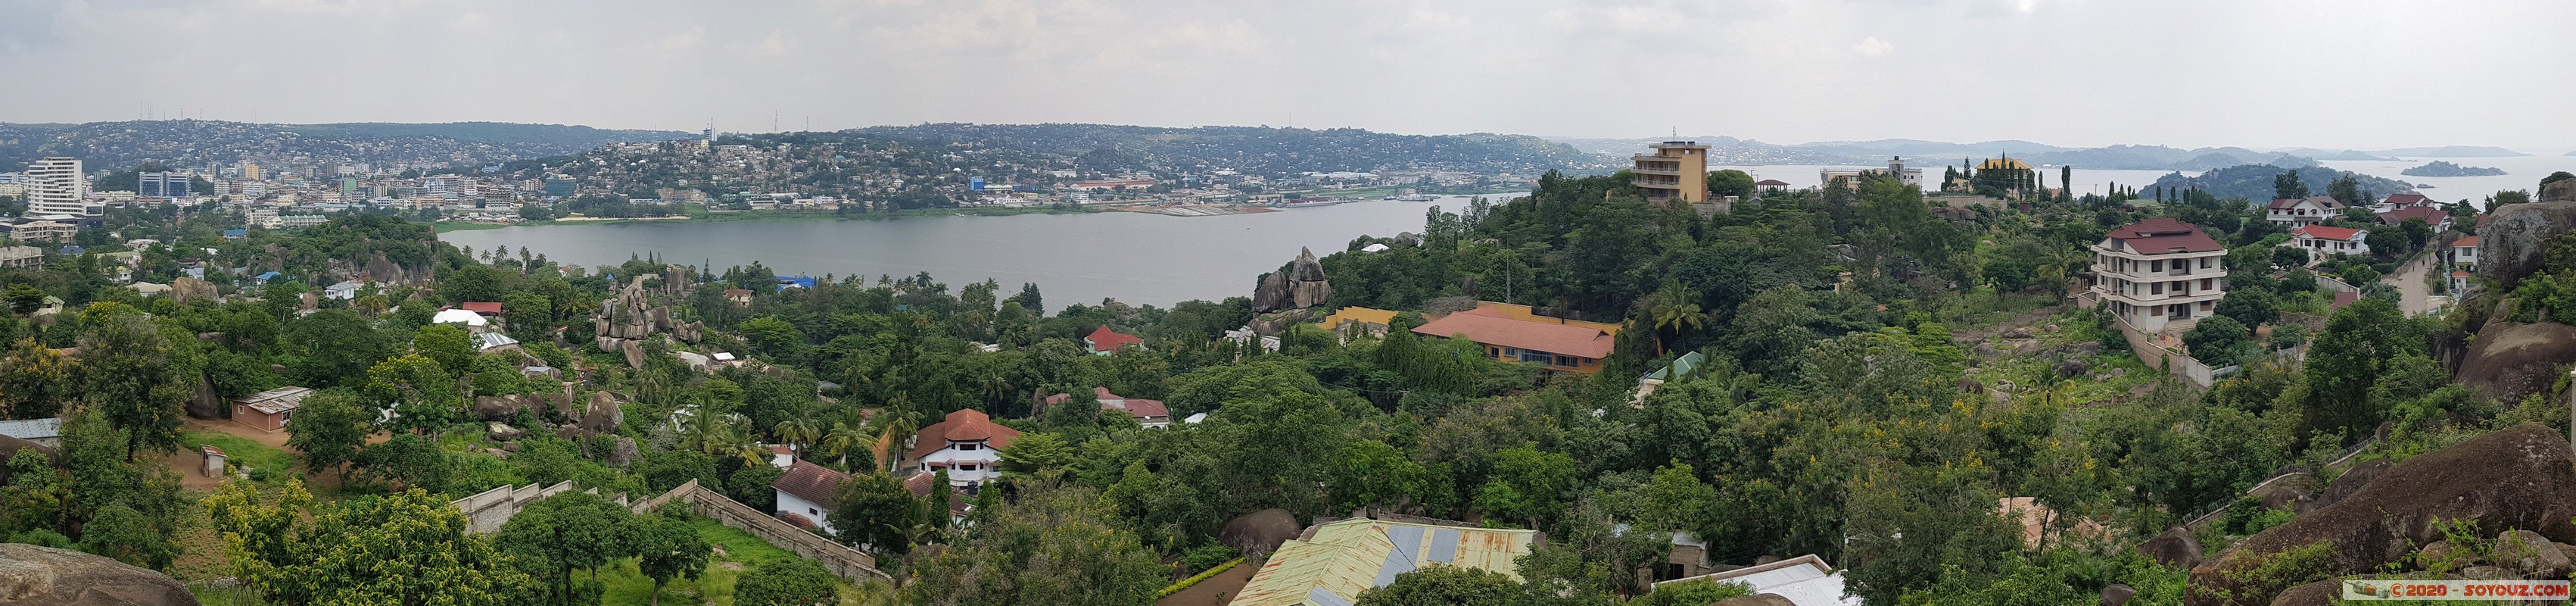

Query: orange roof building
left=905, top=408, right=1020, bottom=487
left=1412, top=305, right=1615, bottom=373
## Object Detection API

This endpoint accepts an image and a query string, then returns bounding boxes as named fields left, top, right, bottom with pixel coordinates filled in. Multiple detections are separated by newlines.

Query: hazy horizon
left=8, top=1, right=2575, bottom=151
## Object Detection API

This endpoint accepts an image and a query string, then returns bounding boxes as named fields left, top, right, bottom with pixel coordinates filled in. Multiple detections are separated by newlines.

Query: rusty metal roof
left=1229, top=518, right=1534, bottom=606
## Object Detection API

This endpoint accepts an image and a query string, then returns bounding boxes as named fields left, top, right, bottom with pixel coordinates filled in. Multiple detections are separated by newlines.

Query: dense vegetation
left=0, top=166, right=2556, bottom=605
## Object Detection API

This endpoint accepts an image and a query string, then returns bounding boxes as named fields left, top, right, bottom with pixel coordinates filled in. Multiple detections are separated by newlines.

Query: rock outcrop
left=2453, top=320, right=2576, bottom=403
left=1251, top=248, right=1333, bottom=313
left=1219, top=508, right=1301, bottom=555
left=2185, top=424, right=2576, bottom=605
left=471, top=395, right=540, bottom=422
left=2476, top=200, right=2576, bottom=289
left=579, top=392, right=623, bottom=434
left=2138, top=526, right=2204, bottom=570
left=2306, top=458, right=2391, bottom=513
left=0, top=543, right=198, bottom=606
left=169, top=277, right=216, bottom=303
left=591, top=267, right=705, bottom=367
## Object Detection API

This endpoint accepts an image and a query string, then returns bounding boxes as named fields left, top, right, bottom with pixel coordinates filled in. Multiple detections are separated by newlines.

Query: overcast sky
left=4, top=0, right=2570, bottom=151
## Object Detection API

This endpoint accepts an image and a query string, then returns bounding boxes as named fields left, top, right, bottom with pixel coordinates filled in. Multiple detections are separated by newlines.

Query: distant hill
left=2143, top=164, right=2416, bottom=203
left=2400, top=161, right=2508, bottom=177
left=2369, top=145, right=2529, bottom=158
left=0, top=120, right=690, bottom=172
left=856, top=123, right=1612, bottom=176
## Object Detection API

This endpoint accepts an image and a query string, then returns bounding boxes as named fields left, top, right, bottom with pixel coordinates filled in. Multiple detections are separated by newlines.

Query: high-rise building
left=238, top=161, right=262, bottom=180
left=139, top=171, right=191, bottom=198
left=23, top=158, right=89, bottom=217
left=1631, top=142, right=1709, bottom=205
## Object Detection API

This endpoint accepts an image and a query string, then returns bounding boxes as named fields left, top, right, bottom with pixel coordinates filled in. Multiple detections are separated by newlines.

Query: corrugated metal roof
left=0, top=418, right=62, bottom=439
left=1229, top=518, right=1536, bottom=606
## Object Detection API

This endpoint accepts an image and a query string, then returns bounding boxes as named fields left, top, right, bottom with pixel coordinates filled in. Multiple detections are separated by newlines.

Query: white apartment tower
left=23, top=158, right=89, bottom=217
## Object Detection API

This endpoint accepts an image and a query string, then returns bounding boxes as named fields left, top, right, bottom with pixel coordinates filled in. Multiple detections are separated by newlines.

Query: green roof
left=1643, top=351, right=1705, bottom=382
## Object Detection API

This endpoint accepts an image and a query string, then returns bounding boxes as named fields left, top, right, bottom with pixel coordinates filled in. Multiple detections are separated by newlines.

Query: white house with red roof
left=2089, top=218, right=2229, bottom=333
left=903, top=408, right=1020, bottom=487
left=2451, top=235, right=2481, bottom=272
left=771, top=461, right=849, bottom=533
left=2266, top=195, right=2344, bottom=226
left=1040, top=387, right=1173, bottom=428
left=1082, top=326, right=1144, bottom=355
left=2291, top=224, right=2369, bottom=261
left=2372, top=192, right=2433, bottom=213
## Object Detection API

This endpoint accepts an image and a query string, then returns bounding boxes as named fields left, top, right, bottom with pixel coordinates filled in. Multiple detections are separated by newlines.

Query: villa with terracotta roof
left=2089, top=218, right=2227, bottom=334
left=1082, top=326, right=1145, bottom=355
left=2375, top=205, right=2453, bottom=232
left=1411, top=303, right=1618, bottom=374
left=772, top=460, right=849, bottom=533
left=902, top=408, right=1021, bottom=487
left=1039, top=387, right=1173, bottom=428
left=903, top=470, right=975, bottom=522
left=2452, top=235, right=2480, bottom=272
left=2265, top=195, right=2343, bottom=226
left=458, top=301, right=503, bottom=314
left=2291, top=224, right=2369, bottom=260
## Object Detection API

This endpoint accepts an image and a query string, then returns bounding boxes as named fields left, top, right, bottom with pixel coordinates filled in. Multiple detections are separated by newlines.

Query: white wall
left=776, top=489, right=836, bottom=536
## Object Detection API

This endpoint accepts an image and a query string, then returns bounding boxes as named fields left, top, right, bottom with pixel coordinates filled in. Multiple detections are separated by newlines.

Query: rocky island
left=2400, top=160, right=2508, bottom=176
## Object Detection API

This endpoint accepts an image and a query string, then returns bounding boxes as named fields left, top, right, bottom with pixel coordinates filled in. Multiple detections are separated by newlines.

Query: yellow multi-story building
left=1631, top=141, right=1708, bottom=205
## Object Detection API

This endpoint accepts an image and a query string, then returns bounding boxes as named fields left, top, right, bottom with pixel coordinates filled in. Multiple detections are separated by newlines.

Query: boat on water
left=1272, top=198, right=1350, bottom=209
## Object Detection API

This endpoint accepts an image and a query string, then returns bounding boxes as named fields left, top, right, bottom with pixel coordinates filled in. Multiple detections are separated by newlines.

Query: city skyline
left=5, top=1, right=2576, bottom=151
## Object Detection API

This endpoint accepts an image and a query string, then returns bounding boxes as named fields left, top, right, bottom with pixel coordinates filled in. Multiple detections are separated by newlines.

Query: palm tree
left=820, top=416, right=871, bottom=470
left=773, top=417, right=820, bottom=456
left=1647, top=286, right=1707, bottom=339
left=867, top=411, right=922, bottom=474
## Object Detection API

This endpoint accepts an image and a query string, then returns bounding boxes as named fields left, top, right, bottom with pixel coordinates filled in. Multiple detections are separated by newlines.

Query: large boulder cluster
left=592, top=267, right=706, bottom=367
left=2185, top=424, right=2576, bottom=605
left=1251, top=248, right=1333, bottom=313
left=0, top=543, right=198, bottom=606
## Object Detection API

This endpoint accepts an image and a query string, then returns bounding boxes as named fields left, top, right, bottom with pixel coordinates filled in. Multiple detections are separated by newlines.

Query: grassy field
left=595, top=518, right=892, bottom=606
left=180, top=430, right=297, bottom=483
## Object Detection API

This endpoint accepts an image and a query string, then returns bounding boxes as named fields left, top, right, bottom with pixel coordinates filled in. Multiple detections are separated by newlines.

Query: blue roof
left=254, top=271, right=282, bottom=281
left=775, top=276, right=816, bottom=290
left=56, top=245, right=83, bottom=255
left=223, top=229, right=248, bottom=236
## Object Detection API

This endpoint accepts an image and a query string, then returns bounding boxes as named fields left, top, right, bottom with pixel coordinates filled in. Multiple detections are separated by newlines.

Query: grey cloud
left=0, top=0, right=2571, bottom=152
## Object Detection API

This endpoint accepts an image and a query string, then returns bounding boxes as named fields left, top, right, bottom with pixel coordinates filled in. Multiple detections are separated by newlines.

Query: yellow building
left=1316, top=307, right=1400, bottom=338
left=1631, top=141, right=1708, bottom=205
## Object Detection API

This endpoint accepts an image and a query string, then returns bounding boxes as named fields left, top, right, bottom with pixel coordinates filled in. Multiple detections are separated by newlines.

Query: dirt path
left=2384, top=251, right=2436, bottom=316
left=1154, top=561, right=1255, bottom=606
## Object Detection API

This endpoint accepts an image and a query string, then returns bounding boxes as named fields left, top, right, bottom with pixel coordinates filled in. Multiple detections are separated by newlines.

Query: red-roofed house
left=904, top=408, right=1020, bottom=487
left=458, top=301, right=503, bottom=314
left=1039, top=387, right=1173, bottom=428
left=2452, top=235, right=2481, bottom=272
left=2089, top=219, right=2229, bottom=333
left=2375, top=192, right=2431, bottom=211
left=2375, top=205, right=2453, bottom=232
left=1083, top=326, right=1144, bottom=355
left=771, top=461, right=849, bottom=534
left=2266, top=195, right=2343, bottom=226
left=2291, top=225, right=2369, bottom=260
left=904, top=471, right=975, bottom=522
left=2451, top=270, right=2474, bottom=294
left=1413, top=306, right=1617, bottom=373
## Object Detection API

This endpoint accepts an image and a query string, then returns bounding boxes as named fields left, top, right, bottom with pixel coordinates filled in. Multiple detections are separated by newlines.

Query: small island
left=2400, top=160, right=2507, bottom=177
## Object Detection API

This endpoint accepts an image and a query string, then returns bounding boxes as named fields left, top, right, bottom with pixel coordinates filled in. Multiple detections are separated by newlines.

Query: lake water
left=2317, top=155, right=2576, bottom=203
left=441, top=198, right=1500, bottom=310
